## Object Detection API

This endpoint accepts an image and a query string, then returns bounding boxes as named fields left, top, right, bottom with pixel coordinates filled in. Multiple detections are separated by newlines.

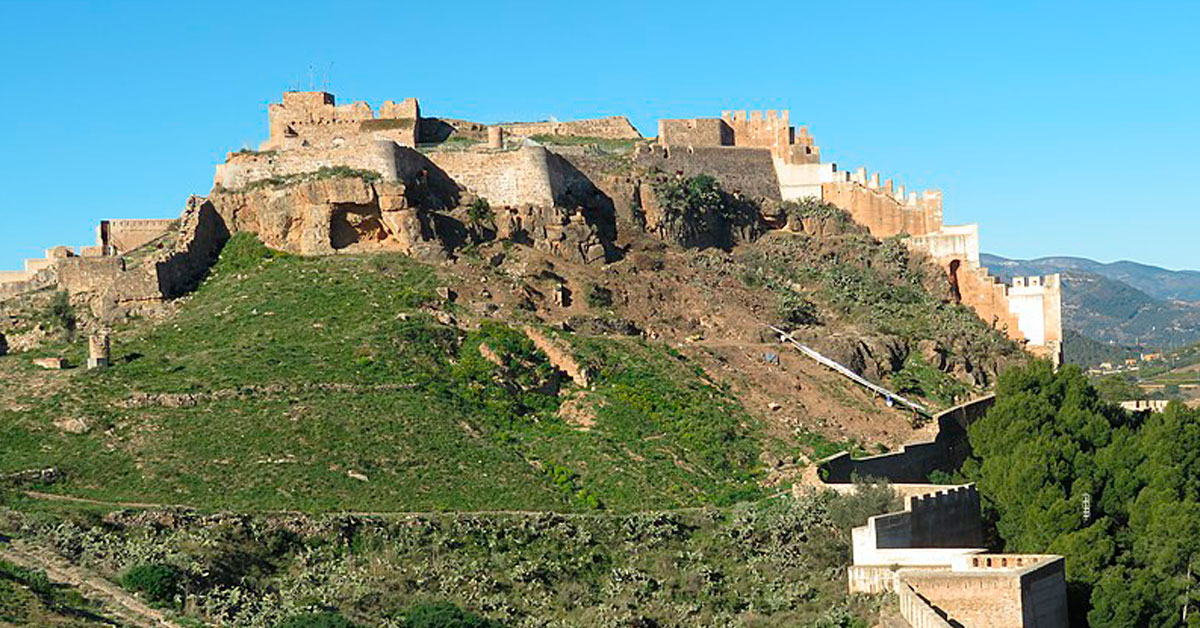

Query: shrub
left=467, top=198, right=494, bottom=228
left=44, top=291, right=76, bottom=338
left=276, top=612, right=363, bottom=628
left=780, top=198, right=852, bottom=225
left=775, top=291, right=818, bottom=326
left=120, top=563, right=182, bottom=605
left=891, top=354, right=967, bottom=407
left=586, top=284, right=614, bottom=308
left=652, top=174, right=726, bottom=219
left=404, top=602, right=501, bottom=628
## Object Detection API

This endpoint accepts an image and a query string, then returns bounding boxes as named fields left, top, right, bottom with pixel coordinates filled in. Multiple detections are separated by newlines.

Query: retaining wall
left=634, top=145, right=781, bottom=200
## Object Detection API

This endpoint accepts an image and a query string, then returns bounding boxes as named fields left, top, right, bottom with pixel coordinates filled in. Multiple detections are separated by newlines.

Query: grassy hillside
left=0, top=488, right=893, bottom=628
left=0, top=235, right=767, bottom=513
left=0, top=558, right=124, bottom=627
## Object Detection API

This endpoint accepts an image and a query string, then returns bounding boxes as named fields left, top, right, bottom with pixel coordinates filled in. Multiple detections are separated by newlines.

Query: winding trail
left=0, top=538, right=187, bottom=628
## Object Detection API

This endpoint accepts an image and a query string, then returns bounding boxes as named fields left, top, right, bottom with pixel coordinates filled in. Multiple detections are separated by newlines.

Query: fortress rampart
left=633, top=144, right=781, bottom=200
left=498, top=116, right=642, bottom=140
left=656, top=108, right=1063, bottom=363
left=214, top=140, right=412, bottom=191
left=813, top=395, right=1068, bottom=626
left=819, top=395, right=995, bottom=483
left=262, top=91, right=421, bottom=151
left=426, top=146, right=562, bottom=208
left=845, top=481, right=1067, bottom=627
left=818, top=170, right=944, bottom=238
left=100, top=219, right=177, bottom=255
left=2, top=92, right=1063, bottom=369
left=658, top=109, right=819, bottom=165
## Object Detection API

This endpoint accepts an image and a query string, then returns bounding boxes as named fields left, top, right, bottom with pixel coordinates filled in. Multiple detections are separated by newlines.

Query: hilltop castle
left=0, top=91, right=1060, bottom=362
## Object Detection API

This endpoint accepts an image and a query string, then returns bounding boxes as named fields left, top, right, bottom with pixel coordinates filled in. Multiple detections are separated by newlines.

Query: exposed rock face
left=636, top=181, right=762, bottom=251
left=495, top=206, right=609, bottom=265
left=809, top=333, right=908, bottom=382
left=208, top=178, right=442, bottom=258
left=205, top=175, right=617, bottom=266
left=0, top=332, right=6, bottom=356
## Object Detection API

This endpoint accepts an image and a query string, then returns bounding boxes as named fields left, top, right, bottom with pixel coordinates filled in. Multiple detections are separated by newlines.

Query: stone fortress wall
left=100, top=219, right=178, bottom=255
left=655, top=108, right=1063, bottom=363
left=814, top=397, right=1069, bottom=626
left=262, top=91, right=421, bottom=150
left=425, top=146, right=563, bottom=208
left=0, top=198, right=226, bottom=307
left=0, top=91, right=1061, bottom=368
left=498, top=117, right=642, bottom=140
left=214, top=140, right=415, bottom=190
left=632, top=144, right=782, bottom=200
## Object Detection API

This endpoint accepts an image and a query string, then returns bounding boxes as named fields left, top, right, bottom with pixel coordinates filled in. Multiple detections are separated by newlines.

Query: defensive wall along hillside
left=655, top=107, right=1063, bottom=364
left=819, top=395, right=994, bottom=484
left=813, top=395, right=1068, bottom=627
left=1, top=91, right=1062, bottom=374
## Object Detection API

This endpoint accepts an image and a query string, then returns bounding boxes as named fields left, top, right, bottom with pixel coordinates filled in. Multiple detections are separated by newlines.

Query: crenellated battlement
left=659, top=108, right=819, bottom=164
left=263, top=91, right=422, bottom=151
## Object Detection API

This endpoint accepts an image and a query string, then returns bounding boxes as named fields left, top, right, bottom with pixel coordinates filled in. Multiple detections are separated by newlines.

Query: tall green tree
left=964, top=361, right=1200, bottom=626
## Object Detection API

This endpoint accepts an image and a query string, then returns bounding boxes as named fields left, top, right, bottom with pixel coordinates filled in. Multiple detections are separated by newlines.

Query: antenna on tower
left=308, top=65, right=315, bottom=91
left=323, top=62, right=333, bottom=93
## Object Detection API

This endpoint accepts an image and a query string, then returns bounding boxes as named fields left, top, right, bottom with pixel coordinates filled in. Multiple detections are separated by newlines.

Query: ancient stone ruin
left=656, top=109, right=1062, bottom=363
left=0, top=91, right=1061, bottom=364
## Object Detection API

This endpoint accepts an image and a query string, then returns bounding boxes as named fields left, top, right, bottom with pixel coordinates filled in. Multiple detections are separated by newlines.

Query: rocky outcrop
left=207, top=177, right=442, bottom=258
left=495, top=205, right=609, bottom=265
left=808, top=333, right=908, bottom=382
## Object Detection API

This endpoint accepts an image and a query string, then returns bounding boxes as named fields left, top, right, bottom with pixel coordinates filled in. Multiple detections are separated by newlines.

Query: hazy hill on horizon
left=982, top=253, right=1200, bottom=303
left=983, top=253, right=1200, bottom=358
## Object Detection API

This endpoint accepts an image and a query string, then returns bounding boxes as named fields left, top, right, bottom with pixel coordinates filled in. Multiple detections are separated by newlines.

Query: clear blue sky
left=1, top=0, right=1197, bottom=270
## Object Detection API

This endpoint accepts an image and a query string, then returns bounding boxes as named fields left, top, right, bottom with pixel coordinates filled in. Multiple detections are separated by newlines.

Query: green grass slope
left=0, top=559, right=123, bottom=627
left=0, top=235, right=766, bottom=513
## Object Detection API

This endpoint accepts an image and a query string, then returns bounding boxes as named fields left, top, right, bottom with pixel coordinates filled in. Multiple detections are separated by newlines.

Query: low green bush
left=120, top=563, right=182, bottom=605
left=276, top=611, right=362, bottom=628
left=404, top=602, right=501, bottom=628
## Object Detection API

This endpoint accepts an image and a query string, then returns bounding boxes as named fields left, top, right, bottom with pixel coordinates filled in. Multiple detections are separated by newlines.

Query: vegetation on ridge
left=0, top=233, right=767, bottom=513
left=1, top=485, right=896, bottom=628
left=963, top=361, right=1200, bottom=626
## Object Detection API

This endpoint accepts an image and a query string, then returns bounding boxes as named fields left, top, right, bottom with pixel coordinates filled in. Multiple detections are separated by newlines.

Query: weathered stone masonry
left=655, top=109, right=1063, bottom=363
left=0, top=91, right=1062, bottom=369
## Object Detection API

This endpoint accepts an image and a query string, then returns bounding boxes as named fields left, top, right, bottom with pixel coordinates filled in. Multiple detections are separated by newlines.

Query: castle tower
left=488, top=126, right=505, bottom=150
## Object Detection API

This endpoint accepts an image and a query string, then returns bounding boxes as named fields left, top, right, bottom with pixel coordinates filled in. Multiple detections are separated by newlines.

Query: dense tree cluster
left=963, top=361, right=1200, bottom=626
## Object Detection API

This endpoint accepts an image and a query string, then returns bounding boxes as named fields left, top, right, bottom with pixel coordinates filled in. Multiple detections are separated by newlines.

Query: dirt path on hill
left=0, top=538, right=189, bottom=628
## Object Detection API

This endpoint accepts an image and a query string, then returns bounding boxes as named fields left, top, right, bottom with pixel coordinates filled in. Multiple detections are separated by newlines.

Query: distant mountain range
left=982, top=254, right=1200, bottom=359
left=981, top=254, right=1200, bottom=303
